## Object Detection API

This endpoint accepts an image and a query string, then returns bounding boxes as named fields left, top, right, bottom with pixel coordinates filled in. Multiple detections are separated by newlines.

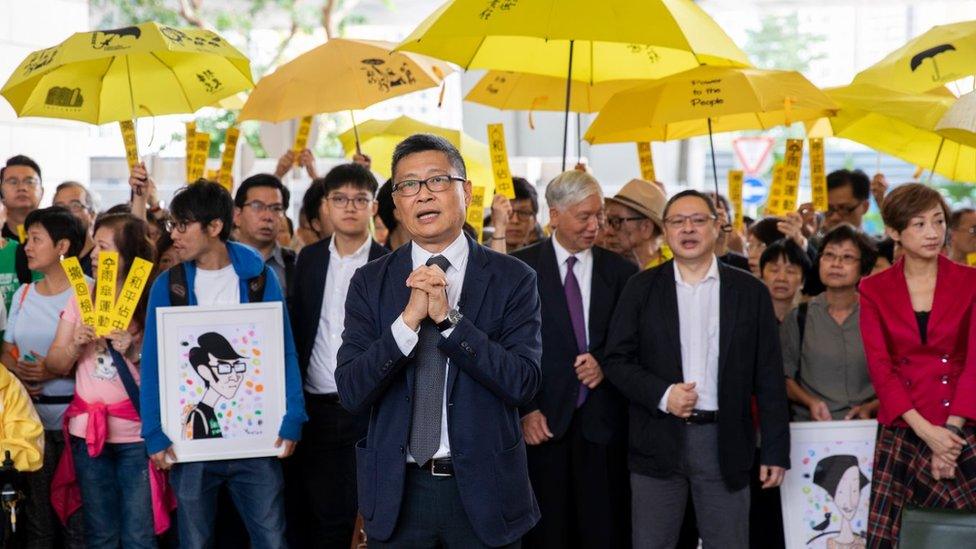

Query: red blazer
left=859, top=255, right=976, bottom=426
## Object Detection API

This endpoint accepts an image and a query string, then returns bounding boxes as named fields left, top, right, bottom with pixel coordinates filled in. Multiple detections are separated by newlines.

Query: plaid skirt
left=868, top=425, right=976, bottom=548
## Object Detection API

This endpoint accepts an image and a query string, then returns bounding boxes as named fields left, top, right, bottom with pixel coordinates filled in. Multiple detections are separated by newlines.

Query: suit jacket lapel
left=718, top=264, right=737, bottom=374
left=539, top=239, right=576, bottom=344
left=387, top=243, right=415, bottom=396
left=588, top=248, right=612, bottom=352
left=659, top=262, right=683, bottom=376
left=449, top=236, right=490, bottom=400
left=309, top=239, right=330, bottom=325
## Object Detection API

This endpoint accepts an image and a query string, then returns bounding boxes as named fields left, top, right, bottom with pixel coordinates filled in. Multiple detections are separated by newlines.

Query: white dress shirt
left=658, top=256, right=721, bottom=413
left=306, top=236, right=373, bottom=395
left=551, top=233, right=592, bottom=341
left=391, top=232, right=469, bottom=462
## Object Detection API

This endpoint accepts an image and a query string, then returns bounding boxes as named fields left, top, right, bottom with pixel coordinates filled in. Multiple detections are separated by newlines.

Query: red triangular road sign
left=732, top=137, right=775, bottom=174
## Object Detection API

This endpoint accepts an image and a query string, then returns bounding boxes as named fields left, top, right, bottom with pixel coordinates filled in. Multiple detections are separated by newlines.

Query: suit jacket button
left=385, top=360, right=393, bottom=367
left=399, top=446, right=405, bottom=453
left=943, top=399, right=951, bottom=407
left=941, top=375, right=950, bottom=384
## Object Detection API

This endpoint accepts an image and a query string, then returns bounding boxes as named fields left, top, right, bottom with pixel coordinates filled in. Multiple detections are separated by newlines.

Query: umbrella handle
left=561, top=40, right=575, bottom=172
left=707, top=118, right=733, bottom=233
left=927, top=136, right=945, bottom=185
left=350, top=110, right=362, bottom=157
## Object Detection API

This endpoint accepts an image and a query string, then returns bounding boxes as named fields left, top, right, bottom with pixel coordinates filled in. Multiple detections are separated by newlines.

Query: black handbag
left=899, top=507, right=976, bottom=547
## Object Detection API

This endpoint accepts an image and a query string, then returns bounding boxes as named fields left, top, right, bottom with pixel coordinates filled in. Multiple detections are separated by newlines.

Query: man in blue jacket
left=336, top=134, right=542, bottom=548
left=140, top=180, right=307, bottom=548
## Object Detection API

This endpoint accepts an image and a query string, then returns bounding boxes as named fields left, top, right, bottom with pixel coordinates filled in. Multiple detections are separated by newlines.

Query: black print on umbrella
left=360, top=59, right=417, bottom=93
left=45, top=86, right=84, bottom=108
left=627, top=44, right=662, bottom=64
left=486, top=75, right=508, bottom=94
left=479, top=0, right=519, bottom=21
left=161, top=26, right=222, bottom=49
left=910, top=43, right=956, bottom=82
left=91, top=26, right=142, bottom=50
left=22, top=46, right=59, bottom=77
left=197, top=70, right=224, bottom=94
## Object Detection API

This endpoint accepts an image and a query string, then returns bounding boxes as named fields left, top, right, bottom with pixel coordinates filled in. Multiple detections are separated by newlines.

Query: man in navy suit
left=512, top=170, right=638, bottom=549
left=336, top=134, right=542, bottom=548
left=287, top=164, right=389, bottom=547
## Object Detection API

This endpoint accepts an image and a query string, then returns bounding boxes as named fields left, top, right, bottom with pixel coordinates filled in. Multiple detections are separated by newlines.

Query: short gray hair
left=545, top=170, right=603, bottom=211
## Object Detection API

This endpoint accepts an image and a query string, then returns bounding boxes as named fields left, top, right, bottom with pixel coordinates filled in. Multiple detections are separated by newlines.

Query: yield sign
left=732, top=136, right=775, bottom=174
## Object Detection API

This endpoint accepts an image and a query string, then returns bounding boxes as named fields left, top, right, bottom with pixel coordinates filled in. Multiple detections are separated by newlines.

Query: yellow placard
left=781, top=139, right=803, bottom=214
left=61, top=257, right=95, bottom=328
left=637, top=142, right=656, bottom=182
left=765, top=163, right=786, bottom=216
left=16, top=224, right=25, bottom=244
left=466, top=185, right=487, bottom=242
left=487, top=124, right=515, bottom=199
left=94, top=251, right=118, bottom=336
left=728, top=170, right=744, bottom=231
left=967, top=252, right=976, bottom=267
left=809, top=138, right=828, bottom=212
left=292, top=115, right=313, bottom=155
left=119, top=120, right=139, bottom=171
left=219, top=127, right=240, bottom=191
left=189, top=132, right=211, bottom=182
left=185, top=122, right=196, bottom=183
left=107, top=257, right=153, bottom=333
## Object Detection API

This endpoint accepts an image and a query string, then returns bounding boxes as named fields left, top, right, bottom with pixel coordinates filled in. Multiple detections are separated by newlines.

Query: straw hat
left=606, top=179, right=667, bottom=231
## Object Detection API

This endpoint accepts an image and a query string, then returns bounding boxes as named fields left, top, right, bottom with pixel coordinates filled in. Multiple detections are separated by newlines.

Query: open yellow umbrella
left=466, top=71, right=645, bottom=114
left=397, top=0, right=750, bottom=169
left=1, top=22, right=252, bottom=124
left=337, top=116, right=493, bottom=203
left=852, top=21, right=976, bottom=94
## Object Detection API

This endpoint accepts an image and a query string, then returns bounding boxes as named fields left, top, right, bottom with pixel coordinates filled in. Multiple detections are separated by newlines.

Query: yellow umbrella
left=1, top=22, right=252, bottom=124
left=337, top=116, right=494, bottom=204
left=810, top=84, right=976, bottom=182
left=397, top=0, right=750, bottom=169
left=216, top=92, right=248, bottom=111
left=465, top=71, right=646, bottom=114
left=852, top=21, right=976, bottom=94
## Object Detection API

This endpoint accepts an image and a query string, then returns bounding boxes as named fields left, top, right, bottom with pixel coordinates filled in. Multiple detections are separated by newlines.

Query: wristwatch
left=436, top=309, right=463, bottom=332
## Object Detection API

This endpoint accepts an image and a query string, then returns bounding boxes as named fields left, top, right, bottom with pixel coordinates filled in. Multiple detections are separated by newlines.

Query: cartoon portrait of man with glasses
left=183, top=331, right=250, bottom=440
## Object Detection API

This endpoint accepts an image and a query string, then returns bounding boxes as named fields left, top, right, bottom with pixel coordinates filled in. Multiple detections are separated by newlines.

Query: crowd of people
left=0, top=135, right=972, bottom=549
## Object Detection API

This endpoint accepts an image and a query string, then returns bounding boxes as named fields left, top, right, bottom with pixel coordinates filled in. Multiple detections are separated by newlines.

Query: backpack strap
left=281, top=248, right=296, bottom=299
left=247, top=267, right=267, bottom=303
left=168, top=261, right=267, bottom=305
left=108, top=347, right=140, bottom=418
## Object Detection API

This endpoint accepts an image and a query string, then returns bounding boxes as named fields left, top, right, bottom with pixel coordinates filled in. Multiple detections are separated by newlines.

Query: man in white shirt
left=604, top=190, right=790, bottom=549
left=287, top=164, right=388, bottom=548
left=336, top=134, right=542, bottom=548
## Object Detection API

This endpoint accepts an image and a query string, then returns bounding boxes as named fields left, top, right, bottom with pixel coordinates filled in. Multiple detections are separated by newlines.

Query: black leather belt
left=685, top=409, right=718, bottom=424
left=410, top=458, right=454, bottom=477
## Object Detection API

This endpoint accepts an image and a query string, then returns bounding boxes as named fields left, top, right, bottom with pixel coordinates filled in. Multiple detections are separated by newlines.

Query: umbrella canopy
left=936, top=90, right=976, bottom=148
left=239, top=38, right=453, bottom=123
left=1, top=22, right=252, bottom=124
left=584, top=65, right=837, bottom=144
left=337, top=116, right=494, bottom=203
left=852, top=20, right=976, bottom=94
left=465, top=71, right=646, bottom=113
left=396, top=0, right=750, bottom=81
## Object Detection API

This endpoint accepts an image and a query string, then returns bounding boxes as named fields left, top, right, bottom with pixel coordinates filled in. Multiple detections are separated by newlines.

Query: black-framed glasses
left=606, top=215, right=645, bottom=229
left=826, top=201, right=863, bottom=216
left=1, top=177, right=39, bottom=188
left=392, top=175, right=465, bottom=197
left=663, top=214, right=716, bottom=229
left=209, top=359, right=247, bottom=375
left=243, top=201, right=286, bottom=216
left=821, top=251, right=861, bottom=265
left=327, top=195, right=372, bottom=210
left=508, top=210, right=536, bottom=221
left=55, top=200, right=88, bottom=213
left=164, top=219, right=194, bottom=234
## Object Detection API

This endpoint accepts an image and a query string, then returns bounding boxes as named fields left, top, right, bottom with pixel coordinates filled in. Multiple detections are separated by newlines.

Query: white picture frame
left=780, top=419, right=878, bottom=549
left=156, top=302, right=286, bottom=463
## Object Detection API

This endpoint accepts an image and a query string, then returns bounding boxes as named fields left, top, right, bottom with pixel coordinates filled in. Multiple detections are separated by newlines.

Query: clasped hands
left=402, top=264, right=450, bottom=331
left=922, top=418, right=966, bottom=481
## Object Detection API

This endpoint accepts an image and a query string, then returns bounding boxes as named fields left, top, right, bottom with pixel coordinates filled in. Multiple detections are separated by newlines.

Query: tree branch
left=178, top=0, right=206, bottom=27
left=331, top=0, right=365, bottom=35
left=322, top=0, right=338, bottom=40
left=267, top=20, right=300, bottom=70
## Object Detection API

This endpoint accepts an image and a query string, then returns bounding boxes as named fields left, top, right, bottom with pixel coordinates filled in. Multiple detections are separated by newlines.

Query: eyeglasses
left=164, top=219, right=194, bottom=234
left=392, top=175, right=465, bottom=197
left=826, top=202, right=863, bottom=216
left=55, top=200, right=88, bottom=213
left=606, top=215, right=645, bottom=229
left=327, top=195, right=372, bottom=210
left=508, top=210, right=536, bottom=221
left=209, top=359, right=247, bottom=375
left=243, top=201, right=286, bottom=216
left=663, top=214, right=716, bottom=229
left=821, top=251, right=861, bottom=265
left=2, top=177, right=39, bottom=188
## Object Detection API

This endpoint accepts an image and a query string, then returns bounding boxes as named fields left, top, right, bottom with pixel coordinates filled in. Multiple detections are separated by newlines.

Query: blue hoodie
left=140, top=241, right=307, bottom=455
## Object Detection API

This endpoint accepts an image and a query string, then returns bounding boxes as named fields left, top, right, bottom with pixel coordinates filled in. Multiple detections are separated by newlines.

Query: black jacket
left=604, top=260, right=790, bottom=490
left=512, top=240, right=637, bottom=444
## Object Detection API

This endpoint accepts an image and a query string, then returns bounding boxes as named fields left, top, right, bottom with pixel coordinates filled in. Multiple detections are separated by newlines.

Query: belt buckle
left=430, top=460, right=453, bottom=477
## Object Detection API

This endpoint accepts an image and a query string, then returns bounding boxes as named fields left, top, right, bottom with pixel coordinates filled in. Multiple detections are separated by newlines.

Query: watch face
left=448, top=309, right=462, bottom=324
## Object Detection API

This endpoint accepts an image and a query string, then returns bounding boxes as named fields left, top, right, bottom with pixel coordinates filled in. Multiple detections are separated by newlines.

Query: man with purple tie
left=512, top=171, right=638, bottom=548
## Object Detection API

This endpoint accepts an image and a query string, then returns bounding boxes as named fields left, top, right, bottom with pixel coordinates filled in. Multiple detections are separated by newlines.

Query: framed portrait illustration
left=156, top=302, right=286, bottom=462
left=780, top=419, right=878, bottom=549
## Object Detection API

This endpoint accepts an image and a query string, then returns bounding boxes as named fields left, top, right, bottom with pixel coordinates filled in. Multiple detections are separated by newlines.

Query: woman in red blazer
left=859, top=183, right=976, bottom=548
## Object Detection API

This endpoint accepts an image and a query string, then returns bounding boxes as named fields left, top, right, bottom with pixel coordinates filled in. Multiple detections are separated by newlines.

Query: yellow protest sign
left=809, top=138, right=828, bottom=212
left=466, top=185, right=487, bottom=242
left=487, top=124, right=515, bottom=199
left=218, top=127, right=241, bottom=191
left=94, top=252, right=118, bottom=336
left=782, top=139, right=803, bottom=214
left=16, top=225, right=25, bottom=244
left=108, top=257, right=153, bottom=333
left=728, top=170, right=744, bottom=231
left=61, top=257, right=95, bottom=327
left=765, top=163, right=786, bottom=216
left=189, top=132, right=211, bottom=182
left=119, top=120, right=139, bottom=171
left=293, top=115, right=313, bottom=155
left=185, top=122, right=196, bottom=183
left=637, top=142, right=656, bottom=182
left=968, top=252, right=976, bottom=267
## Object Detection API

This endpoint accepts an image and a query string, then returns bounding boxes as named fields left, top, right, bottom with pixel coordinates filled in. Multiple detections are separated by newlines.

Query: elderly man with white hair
left=512, top=170, right=638, bottom=549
